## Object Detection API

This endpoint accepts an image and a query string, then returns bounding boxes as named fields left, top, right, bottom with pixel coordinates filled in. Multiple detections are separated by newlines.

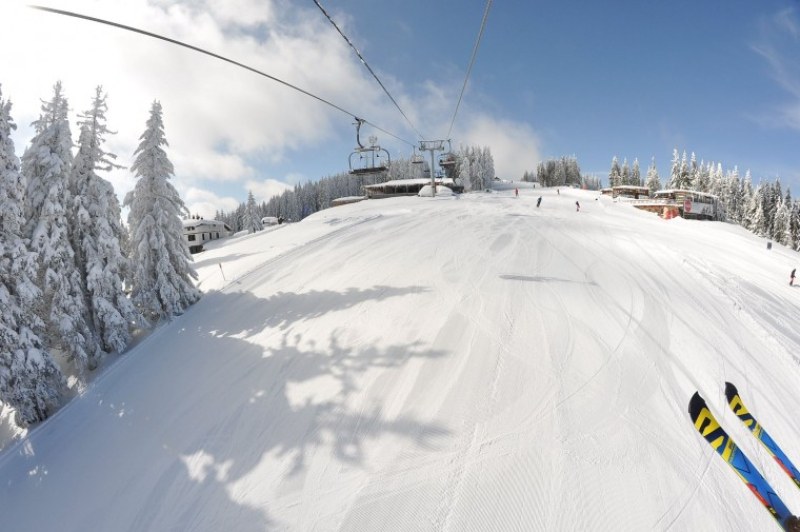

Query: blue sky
left=2, top=0, right=800, bottom=217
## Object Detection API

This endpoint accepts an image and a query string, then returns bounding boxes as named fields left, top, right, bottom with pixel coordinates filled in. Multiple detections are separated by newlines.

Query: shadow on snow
left=0, top=284, right=450, bottom=531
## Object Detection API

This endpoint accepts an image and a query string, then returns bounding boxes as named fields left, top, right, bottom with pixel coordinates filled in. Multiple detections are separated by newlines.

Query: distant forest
left=218, top=148, right=800, bottom=254
left=217, top=151, right=604, bottom=232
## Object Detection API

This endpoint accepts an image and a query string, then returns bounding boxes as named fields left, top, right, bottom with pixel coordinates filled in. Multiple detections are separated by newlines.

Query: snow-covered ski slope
left=3, top=187, right=800, bottom=531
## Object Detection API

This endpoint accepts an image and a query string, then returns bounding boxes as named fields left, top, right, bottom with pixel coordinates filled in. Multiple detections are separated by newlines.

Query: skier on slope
left=791, top=268, right=796, bottom=286
left=536, top=196, right=542, bottom=208
left=575, top=200, right=580, bottom=212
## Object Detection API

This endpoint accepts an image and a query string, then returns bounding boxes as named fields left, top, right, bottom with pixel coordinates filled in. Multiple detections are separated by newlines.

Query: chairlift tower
left=418, top=140, right=445, bottom=196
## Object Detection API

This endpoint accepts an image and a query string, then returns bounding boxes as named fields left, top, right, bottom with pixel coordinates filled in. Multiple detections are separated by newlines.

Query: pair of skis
left=689, top=383, right=800, bottom=530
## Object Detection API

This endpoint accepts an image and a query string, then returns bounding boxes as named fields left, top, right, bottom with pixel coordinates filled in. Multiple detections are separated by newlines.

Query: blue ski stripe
left=689, top=391, right=794, bottom=529
left=726, top=382, right=800, bottom=490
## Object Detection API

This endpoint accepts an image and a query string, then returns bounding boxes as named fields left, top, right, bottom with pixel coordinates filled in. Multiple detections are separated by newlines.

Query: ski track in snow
left=2, top=189, right=800, bottom=531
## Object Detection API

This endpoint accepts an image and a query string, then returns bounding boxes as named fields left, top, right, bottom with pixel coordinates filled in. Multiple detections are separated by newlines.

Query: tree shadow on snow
left=203, top=285, right=430, bottom=334
left=94, top=287, right=447, bottom=530
left=0, top=285, right=450, bottom=531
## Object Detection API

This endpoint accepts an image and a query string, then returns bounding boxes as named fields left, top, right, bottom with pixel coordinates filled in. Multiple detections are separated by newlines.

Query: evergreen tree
left=679, top=150, right=690, bottom=189
left=750, top=184, right=768, bottom=236
left=535, top=161, right=546, bottom=187
left=726, top=167, right=743, bottom=223
left=72, top=87, right=143, bottom=357
left=553, top=158, right=567, bottom=186
left=764, top=179, right=782, bottom=238
left=21, top=82, right=98, bottom=374
left=0, top=86, right=65, bottom=425
left=124, top=101, right=200, bottom=321
left=608, top=156, right=621, bottom=188
left=668, top=149, right=680, bottom=189
left=243, top=190, right=263, bottom=233
left=631, top=158, right=641, bottom=187
left=693, top=161, right=710, bottom=193
left=481, top=146, right=495, bottom=188
left=739, top=171, right=754, bottom=228
left=773, top=195, right=791, bottom=246
left=564, top=156, right=581, bottom=186
left=790, top=200, right=800, bottom=251
left=709, top=163, right=725, bottom=198
left=621, top=158, right=631, bottom=186
left=645, top=157, right=661, bottom=195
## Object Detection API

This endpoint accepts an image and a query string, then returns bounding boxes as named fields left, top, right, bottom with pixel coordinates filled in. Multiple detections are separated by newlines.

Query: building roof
left=363, top=178, right=455, bottom=189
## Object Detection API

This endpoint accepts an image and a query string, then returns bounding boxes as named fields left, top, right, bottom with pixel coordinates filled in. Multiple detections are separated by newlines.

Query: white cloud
left=245, top=178, right=293, bottom=203
left=2, top=0, right=546, bottom=213
left=1, top=0, right=388, bottom=207
left=458, top=114, right=542, bottom=179
left=752, top=7, right=800, bottom=129
left=183, top=187, right=240, bottom=219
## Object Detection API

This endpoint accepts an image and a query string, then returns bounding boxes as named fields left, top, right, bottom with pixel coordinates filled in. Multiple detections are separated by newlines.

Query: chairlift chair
left=438, top=139, right=457, bottom=168
left=349, top=148, right=390, bottom=175
left=438, top=153, right=457, bottom=168
left=348, top=118, right=390, bottom=175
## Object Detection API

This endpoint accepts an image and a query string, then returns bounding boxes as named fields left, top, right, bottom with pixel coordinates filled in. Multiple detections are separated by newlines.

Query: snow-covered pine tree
left=645, top=157, right=661, bottom=194
left=710, top=162, right=725, bottom=198
left=693, top=161, right=709, bottom=193
left=765, top=179, right=782, bottom=239
left=773, top=195, right=791, bottom=246
left=608, top=156, right=621, bottom=188
left=459, top=149, right=474, bottom=190
left=751, top=183, right=768, bottom=236
left=790, top=200, right=800, bottom=251
left=567, top=157, right=581, bottom=186
left=726, top=167, right=744, bottom=223
left=243, top=190, right=263, bottom=233
left=124, top=101, right=200, bottom=321
left=740, top=170, right=754, bottom=226
left=0, top=86, right=66, bottom=425
left=72, top=87, right=143, bottom=357
left=621, top=158, right=630, bottom=186
left=668, top=149, right=680, bottom=189
left=553, top=158, right=567, bottom=186
left=481, top=147, right=495, bottom=188
left=679, top=150, right=690, bottom=189
left=21, top=81, right=98, bottom=375
left=631, top=158, right=641, bottom=187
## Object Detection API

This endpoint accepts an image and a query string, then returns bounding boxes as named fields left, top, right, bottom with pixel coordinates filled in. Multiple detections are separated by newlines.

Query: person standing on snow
left=791, top=268, right=796, bottom=286
left=537, top=196, right=542, bottom=208
left=575, top=201, right=580, bottom=211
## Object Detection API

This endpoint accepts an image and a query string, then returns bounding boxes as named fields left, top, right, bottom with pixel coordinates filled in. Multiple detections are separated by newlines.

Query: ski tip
left=689, top=391, right=707, bottom=418
left=725, top=382, right=739, bottom=401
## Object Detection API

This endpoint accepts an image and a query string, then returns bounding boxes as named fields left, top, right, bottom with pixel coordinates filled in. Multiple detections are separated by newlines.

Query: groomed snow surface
left=2, top=187, right=800, bottom=531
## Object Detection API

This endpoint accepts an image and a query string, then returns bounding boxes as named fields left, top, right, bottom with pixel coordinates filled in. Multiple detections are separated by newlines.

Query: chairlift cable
left=312, top=0, right=425, bottom=141
left=446, top=0, right=493, bottom=140
left=28, top=5, right=415, bottom=148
